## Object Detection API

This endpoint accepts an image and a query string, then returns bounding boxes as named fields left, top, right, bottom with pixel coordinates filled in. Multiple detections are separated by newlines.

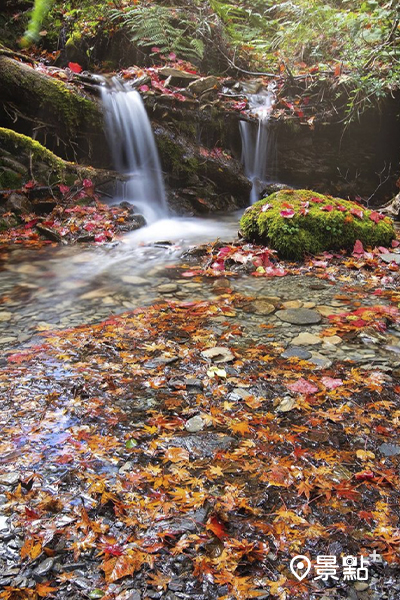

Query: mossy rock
left=240, top=189, right=395, bottom=260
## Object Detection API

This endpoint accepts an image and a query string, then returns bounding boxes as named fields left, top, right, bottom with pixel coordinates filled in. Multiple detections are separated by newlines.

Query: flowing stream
left=239, top=88, right=276, bottom=204
left=100, top=77, right=168, bottom=223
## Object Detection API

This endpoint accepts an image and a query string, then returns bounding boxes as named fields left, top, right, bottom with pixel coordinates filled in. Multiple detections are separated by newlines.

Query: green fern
left=109, top=4, right=205, bottom=62
left=21, top=0, right=54, bottom=47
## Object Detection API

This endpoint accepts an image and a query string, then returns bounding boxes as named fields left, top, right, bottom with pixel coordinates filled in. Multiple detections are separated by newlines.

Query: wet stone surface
left=1, top=218, right=400, bottom=599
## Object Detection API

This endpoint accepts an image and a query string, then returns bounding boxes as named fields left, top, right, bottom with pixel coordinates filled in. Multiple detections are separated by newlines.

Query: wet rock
left=157, top=283, right=178, bottom=293
left=149, top=507, right=208, bottom=535
left=121, top=275, right=149, bottom=285
left=379, top=443, right=400, bottom=456
left=276, top=308, right=322, bottom=325
left=5, top=193, right=33, bottom=214
left=75, top=577, right=91, bottom=590
left=185, top=415, right=204, bottom=433
left=184, top=377, right=203, bottom=388
left=275, top=396, right=296, bottom=412
left=380, top=253, right=400, bottom=265
left=34, top=557, right=54, bottom=577
left=0, top=515, right=8, bottom=530
left=261, top=295, right=281, bottom=304
left=159, top=67, right=199, bottom=85
left=188, top=76, right=219, bottom=95
left=302, top=301, right=316, bottom=308
left=229, top=387, right=252, bottom=401
left=251, top=300, right=275, bottom=315
left=0, top=472, right=20, bottom=486
left=316, top=305, right=344, bottom=316
left=308, top=353, right=332, bottom=369
left=282, top=300, right=303, bottom=309
left=291, top=332, right=321, bottom=346
left=0, top=311, right=12, bottom=322
left=354, top=582, right=369, bottom=591
left=324, top=335, right=342, bottom=345
left=281, top=346, right=312, bottom=360
left=164, top=433, right=234, bottom=458
left=201, top=346, right=235, bottom=363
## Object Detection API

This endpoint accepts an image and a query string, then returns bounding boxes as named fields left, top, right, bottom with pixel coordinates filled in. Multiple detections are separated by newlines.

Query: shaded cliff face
left=271, top=102, right=400, bottom=205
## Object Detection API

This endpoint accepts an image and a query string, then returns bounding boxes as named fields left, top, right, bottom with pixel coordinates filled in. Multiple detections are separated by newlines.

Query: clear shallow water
left=0, top=215, right=242, bottom=351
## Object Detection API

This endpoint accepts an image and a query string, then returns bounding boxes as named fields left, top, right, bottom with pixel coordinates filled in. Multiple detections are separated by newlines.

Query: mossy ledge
left=0, top=127, right=119, bottom=189
left=240, top=189, right=395, bottom=260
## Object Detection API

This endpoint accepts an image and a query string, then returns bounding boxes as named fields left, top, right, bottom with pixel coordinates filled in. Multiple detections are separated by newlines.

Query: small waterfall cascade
left=100, top=78, right=168, bottom=223
left=239, top=86, right=276, bottom=204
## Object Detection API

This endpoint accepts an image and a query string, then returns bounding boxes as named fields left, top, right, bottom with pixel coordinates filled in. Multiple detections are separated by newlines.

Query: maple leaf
left=350, top=207, right=364, bottom=219
left=147, top=571, right=172, bottom=590
left=321, top=377, right=343, bottom=390
left=35, top=582, right=58, bottom=597
left=102, top=552, right=145, bottom=582
left=353, top=239, right=364, bottom=255
left=369, top=211, right=385, bottom=223
left=68, top=62, right=82, bottom=73
left=321, top=204, right=334, bottom=211
left=280, top=209, right=295, bottom=218
left=20, top=537, right=42, bottom=560
left=164, top=447, right=190, bottom=463
left=287, top=378, right=318, bottom=395
left=230, top=420, right=250, bottom=436
left=206, top=515, right=228, bottom=539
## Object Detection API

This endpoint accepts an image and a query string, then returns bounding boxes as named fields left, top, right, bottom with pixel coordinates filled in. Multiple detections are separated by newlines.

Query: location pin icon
left=290, top=555, right=311, bottom=581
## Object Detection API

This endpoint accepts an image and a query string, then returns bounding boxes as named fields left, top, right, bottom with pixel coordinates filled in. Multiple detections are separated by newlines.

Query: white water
left=239, top=88, right=276, bottom=204
left=101, top=78, right=168, bottom=223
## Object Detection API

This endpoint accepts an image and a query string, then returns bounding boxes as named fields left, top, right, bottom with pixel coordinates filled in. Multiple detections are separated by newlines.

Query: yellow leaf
left=164, top=447, right=190, bottom=463
left=356, top=449, right=375, bottom=461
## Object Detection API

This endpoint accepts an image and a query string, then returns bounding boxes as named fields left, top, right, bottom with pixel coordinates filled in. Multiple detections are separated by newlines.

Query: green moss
left=0, top=127, right=66, bottom=172
left=156, top=133, right=199, bottom=178
left=240, top=189, right=395, bottom=260
left=0, top=167, right=22, bottom=189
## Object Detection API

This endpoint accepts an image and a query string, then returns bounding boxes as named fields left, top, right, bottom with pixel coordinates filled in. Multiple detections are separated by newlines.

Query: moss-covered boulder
left=240, top=189, right=395, bottom=260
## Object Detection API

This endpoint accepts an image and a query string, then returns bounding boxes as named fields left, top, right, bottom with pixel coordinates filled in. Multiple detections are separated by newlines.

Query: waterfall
left=239, top=88, right=276, bottom=204
left=101, top=78, right=168, bottom=223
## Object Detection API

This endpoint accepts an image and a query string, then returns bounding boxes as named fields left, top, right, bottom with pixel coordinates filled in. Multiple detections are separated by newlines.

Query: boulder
left=240, top=189, right=395, bottom=260
left=188, top=76, right=219, bottom=96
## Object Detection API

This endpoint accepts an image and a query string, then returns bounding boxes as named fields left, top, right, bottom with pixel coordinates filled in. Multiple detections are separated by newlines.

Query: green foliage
left=21, top=0, right=54, bottom=47
left=109, top=4, right=207, bottom=63
left=240, top=189, right=395, bottom=260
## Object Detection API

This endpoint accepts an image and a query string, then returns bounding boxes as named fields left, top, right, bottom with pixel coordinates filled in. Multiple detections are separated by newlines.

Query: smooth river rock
left=291, top=332, right=321, bottom=346
left=275, top=308, right=322, bottom=325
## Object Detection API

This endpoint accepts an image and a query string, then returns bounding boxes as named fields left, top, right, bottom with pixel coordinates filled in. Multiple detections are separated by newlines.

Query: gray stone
left=281, top=346, right=312, bottom=360
left=380, top=253, right=400, bottom=265
left=275, top=308, right=322, bottom=325
left=0, top=515, right=8, bottom=530
left=34, top=557, right=54, bottom=577
left=291, top=332, right=321, bottom=346
left=163, top=433, right=234, bottom=458
left=185, top=415, right=204, bottom=433
left=251, top=300, right=275, bottom=315
left=188, top=76, right=219, bottom=95
left=308, top=353, right=332, bottom=369
left=159, top=67, right=199, bottom=85
left=121, top=275, right=149, bottom=285
left=157, top=283, right=178, bottom=293
left=354, top=581, right=369, bottom=591
left=5, top=193, right=33, bottom=214
left=201, top=346, right=234, bottom=363
left=0, top=472, right=20, bottom=486
left=379, top=443, right=400, bottom=456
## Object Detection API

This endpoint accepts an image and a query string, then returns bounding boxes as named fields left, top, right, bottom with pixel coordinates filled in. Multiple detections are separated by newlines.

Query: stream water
left=239, top=88, right=276, bottom=204
left=100, top=77, right=168, bottom=223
